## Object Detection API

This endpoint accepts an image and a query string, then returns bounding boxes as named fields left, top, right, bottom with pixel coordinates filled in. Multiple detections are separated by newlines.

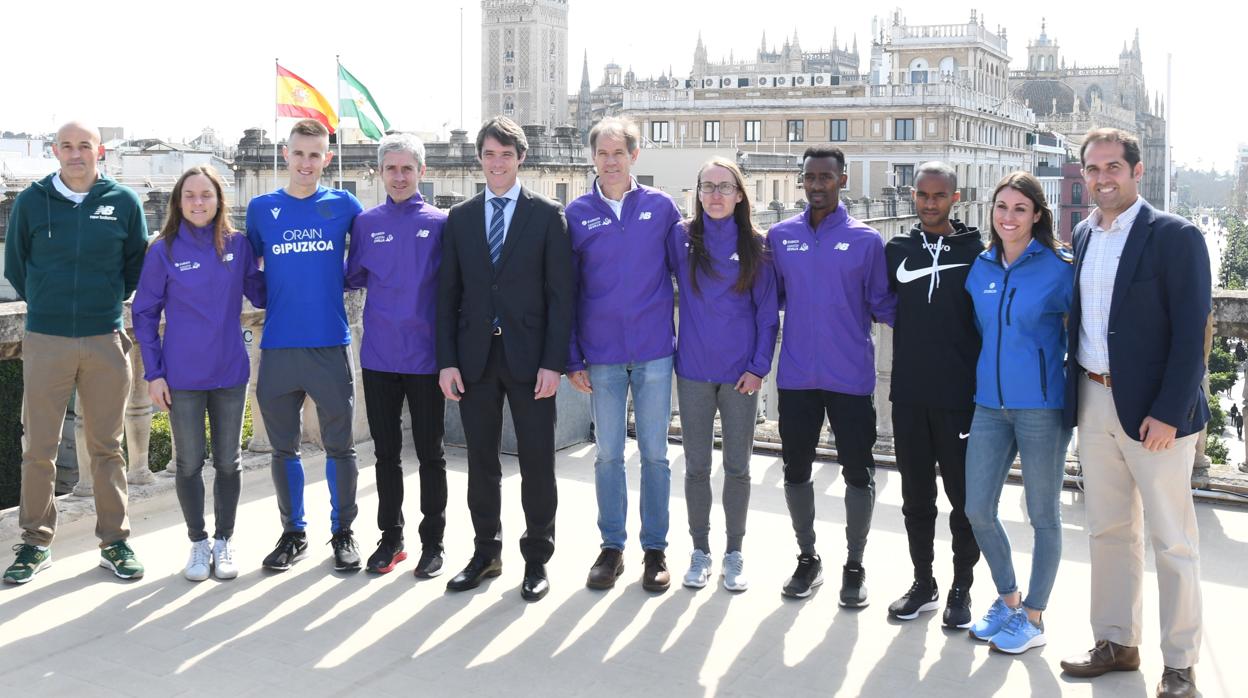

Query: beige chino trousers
left=1077, top=373, right=1203, bottom=669
left=19, top=330, right=132, bottom=548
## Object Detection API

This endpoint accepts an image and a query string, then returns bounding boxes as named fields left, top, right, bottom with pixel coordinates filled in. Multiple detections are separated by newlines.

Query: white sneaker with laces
left=722, top=551, right=749, bottom=591
left=683, top=549, right=712, bottom=589
left=212, top=538, right=238, bottom=580
left=184, top=539, right=212, bottom=581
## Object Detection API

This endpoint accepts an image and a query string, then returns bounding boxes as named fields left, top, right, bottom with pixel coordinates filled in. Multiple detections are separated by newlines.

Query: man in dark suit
left=1058, top=128, right=1209, bottom=698
left=436, top=116, right=573, bottom=602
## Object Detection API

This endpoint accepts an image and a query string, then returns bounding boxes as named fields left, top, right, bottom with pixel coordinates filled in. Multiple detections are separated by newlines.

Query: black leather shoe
left=413, top=548, right=445, bottom=579
left=521, top=562, right=549, bottom=601
left=586, top=548, right=624, bottom=590
left=445, top=554, right=502, bottom=592
left=641, top=549, right=670, bottom=593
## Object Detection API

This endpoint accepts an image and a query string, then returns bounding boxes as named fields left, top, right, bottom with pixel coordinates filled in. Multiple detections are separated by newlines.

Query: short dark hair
left=290, top=118, right=329, bottom=139
left=801, top=145, right=845, bottom=173
left=475, top=116, right=528, bottom=158
left=915, top=161, right=958, bottom=191
left=1080, top=127, right=1141, bottom=170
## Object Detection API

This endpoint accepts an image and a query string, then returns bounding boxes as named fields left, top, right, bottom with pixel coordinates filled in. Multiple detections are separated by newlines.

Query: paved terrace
left=1, top=436, right=1244, bottom=697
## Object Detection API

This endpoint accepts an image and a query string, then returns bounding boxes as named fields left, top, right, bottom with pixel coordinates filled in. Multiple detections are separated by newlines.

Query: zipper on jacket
left=72, top=199, right=83, bottom=337
left=994, top=265, right=1014, bottom=408
left=1038, top=347, right=1048, bottom=402
left=1005, top=288, right=1018, bottom=325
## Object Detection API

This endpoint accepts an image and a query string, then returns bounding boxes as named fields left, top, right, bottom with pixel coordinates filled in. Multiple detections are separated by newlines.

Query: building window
left=419, top=182, right=434, bottom=199
left=829, top=119, right=848, bottom=142
left=704, top=120, right=720, bottom=143
left=894, top=165, right=914, bottom=188
left=894, top=119, right=915, bottom=141
left=744, top=120, right=762, bottom=143
left=1071, top=212, right=1083, bottom=230
left=555, top=182, right=568, bottom=204
left=787, top=119, right=804, bottom=142
left=910, top=70, right=928, bottom=84
left=1071, top=182, right=1084, bottom=205
left=650, top=121, right=670, bottom=143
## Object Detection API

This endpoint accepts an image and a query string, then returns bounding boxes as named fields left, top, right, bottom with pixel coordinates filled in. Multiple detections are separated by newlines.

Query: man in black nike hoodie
left=883, top=162, right=983, bottom=628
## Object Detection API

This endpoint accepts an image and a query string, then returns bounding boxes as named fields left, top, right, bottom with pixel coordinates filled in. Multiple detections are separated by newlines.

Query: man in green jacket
left=3, top=121, right=149, bottom=584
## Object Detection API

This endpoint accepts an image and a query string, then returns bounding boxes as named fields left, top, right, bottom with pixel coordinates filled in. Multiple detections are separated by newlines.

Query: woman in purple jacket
left=670, top=158, right=780, bottom=591
left=132, top=165, right=265, bottom=582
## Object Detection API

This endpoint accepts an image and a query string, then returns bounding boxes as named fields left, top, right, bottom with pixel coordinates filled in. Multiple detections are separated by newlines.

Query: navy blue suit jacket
left=1063, top=200, right=1211, bottom=439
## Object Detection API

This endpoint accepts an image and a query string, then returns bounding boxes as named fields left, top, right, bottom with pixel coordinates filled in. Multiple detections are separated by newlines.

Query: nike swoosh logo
left=896, top=261, right=969, bottom=284
left=959, top=432, right=970, bottom=440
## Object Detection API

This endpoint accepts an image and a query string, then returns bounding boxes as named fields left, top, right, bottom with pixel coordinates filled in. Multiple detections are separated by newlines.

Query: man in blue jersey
left=246, top=119, right=364, bottom=572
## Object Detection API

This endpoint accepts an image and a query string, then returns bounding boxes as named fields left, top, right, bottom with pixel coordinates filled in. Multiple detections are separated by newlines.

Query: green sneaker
left=4, top=544, right=52, bottom=584
left=100, top=540, right=144, bottom=579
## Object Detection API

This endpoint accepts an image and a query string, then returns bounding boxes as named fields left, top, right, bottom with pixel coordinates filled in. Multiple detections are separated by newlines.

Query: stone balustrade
left=2, top=289, right=1240, bottom=491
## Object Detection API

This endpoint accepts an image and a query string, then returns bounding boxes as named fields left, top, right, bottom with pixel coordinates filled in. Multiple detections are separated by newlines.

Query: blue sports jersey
left=246, top=186, right=363, bottom=349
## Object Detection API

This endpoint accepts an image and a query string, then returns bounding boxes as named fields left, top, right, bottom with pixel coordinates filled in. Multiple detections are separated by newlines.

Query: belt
left=492, top=326, right=503, bottom=336
left=1084, top=369, right=1112, bottom=389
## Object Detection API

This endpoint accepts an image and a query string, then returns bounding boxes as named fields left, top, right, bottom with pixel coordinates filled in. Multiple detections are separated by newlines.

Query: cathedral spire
left=580, top=50, right=590, bottom=91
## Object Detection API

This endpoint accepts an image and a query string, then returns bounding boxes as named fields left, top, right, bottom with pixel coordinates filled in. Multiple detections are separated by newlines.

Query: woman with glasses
left=962, top=171, right=1073, bottom=653
left=668, top=157, right=779, bottom=591
left=132, top=165, right=265, bottom=581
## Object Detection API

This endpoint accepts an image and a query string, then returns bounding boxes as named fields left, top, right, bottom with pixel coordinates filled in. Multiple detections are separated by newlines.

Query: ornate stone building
left=1010, top=21, right=1168, bottom=206
left=229, top=125, right=592, bottom=216
left=481, top=0, right=569, bottom=129
left=621, top=11, right=1035, bottom=228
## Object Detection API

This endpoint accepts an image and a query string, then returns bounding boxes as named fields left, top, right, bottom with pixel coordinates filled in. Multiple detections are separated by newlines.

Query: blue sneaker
left=989, top=609, right=1046, bottom=654
left=969, top=598, right=1015, bottom=641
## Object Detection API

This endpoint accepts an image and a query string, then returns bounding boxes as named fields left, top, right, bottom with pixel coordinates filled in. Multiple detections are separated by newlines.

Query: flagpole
left=336, top=54, right=344, bottom=190
left=273, top=57, right=279, bottom=189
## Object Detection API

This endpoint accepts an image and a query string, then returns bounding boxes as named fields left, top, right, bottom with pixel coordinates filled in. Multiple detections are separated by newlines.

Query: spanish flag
left=276, top=64, right=338, bottom=133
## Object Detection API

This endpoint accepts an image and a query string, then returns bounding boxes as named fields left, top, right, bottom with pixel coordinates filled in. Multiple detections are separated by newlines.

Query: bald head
left=56, top=120, right=101, bottom=144
left=53, top=121, right=102, bottom=192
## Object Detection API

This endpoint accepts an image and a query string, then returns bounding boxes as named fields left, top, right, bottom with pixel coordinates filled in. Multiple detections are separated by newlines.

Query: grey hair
left=588, top=117, right=641, bottom=154
left=915, top=160, right=958, bottom=190
left=377, top=132, right=426, bottom=170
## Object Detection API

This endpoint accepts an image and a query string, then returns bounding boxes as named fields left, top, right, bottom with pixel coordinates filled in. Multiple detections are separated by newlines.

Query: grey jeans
left=676, top=376, right=758, bottom=554
left=170, top=383, right=247, bottom=542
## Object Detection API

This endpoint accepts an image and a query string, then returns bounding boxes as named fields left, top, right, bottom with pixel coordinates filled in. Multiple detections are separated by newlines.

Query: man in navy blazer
left=1059, top=128, right=1208, bottom=698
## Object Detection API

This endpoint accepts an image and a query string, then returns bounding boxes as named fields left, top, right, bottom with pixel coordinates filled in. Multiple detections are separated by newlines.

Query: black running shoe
left=888, top=578, right=940, bottom=620
left=262, top=532, right=308, bottom=571
left=366, top=537, right=406, bottom=574
left=943, top=584, right=973, bottom=629
left=839, top=563, right=869, bottom=608
left=331, top=530, right=361, bottom=572
left=781, top=554, right=823, bottom=598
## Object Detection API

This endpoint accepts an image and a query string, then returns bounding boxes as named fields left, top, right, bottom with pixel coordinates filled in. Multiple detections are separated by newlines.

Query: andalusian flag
left=276, top=64, right=338, bottom=133
left=338, top=64, right=391, bottom=141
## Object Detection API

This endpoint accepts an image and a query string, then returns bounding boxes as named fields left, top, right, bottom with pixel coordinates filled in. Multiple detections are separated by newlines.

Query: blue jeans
left=964, top=405, right=1071, bottom=612
left=589, top=355, right=674, bottom=550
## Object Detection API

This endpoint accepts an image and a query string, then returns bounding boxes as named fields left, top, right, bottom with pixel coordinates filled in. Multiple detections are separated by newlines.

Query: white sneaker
left=722, top=551, right=748, bottom=592
left=212, top=538, right=238, bottom=580
left=184, top=539, right=212, bottom=581
left=683, top=549, right=712, bottom=589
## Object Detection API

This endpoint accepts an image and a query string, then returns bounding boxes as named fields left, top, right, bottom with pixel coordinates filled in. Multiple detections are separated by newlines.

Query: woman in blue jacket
left=962, top=172, right=1073, bottom=654
left=132, top=166, right=265, bottom=582
left=669, top=158, right=779, bottom=592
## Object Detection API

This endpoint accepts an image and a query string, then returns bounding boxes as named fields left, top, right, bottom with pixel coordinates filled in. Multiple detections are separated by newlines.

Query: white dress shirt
left=1077, top=195, right=1146, bottom=374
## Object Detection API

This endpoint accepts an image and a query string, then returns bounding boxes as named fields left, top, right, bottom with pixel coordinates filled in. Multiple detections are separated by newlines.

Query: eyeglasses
left=698, top=181, right=738, bottom=195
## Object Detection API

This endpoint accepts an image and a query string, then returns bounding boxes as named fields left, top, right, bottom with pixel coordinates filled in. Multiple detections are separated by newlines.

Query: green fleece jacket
left=4, top=173, right=148, bottom=336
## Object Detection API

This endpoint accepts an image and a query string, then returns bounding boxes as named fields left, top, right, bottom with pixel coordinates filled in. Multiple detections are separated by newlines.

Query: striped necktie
left=488, top=197, right=508, bottom=267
